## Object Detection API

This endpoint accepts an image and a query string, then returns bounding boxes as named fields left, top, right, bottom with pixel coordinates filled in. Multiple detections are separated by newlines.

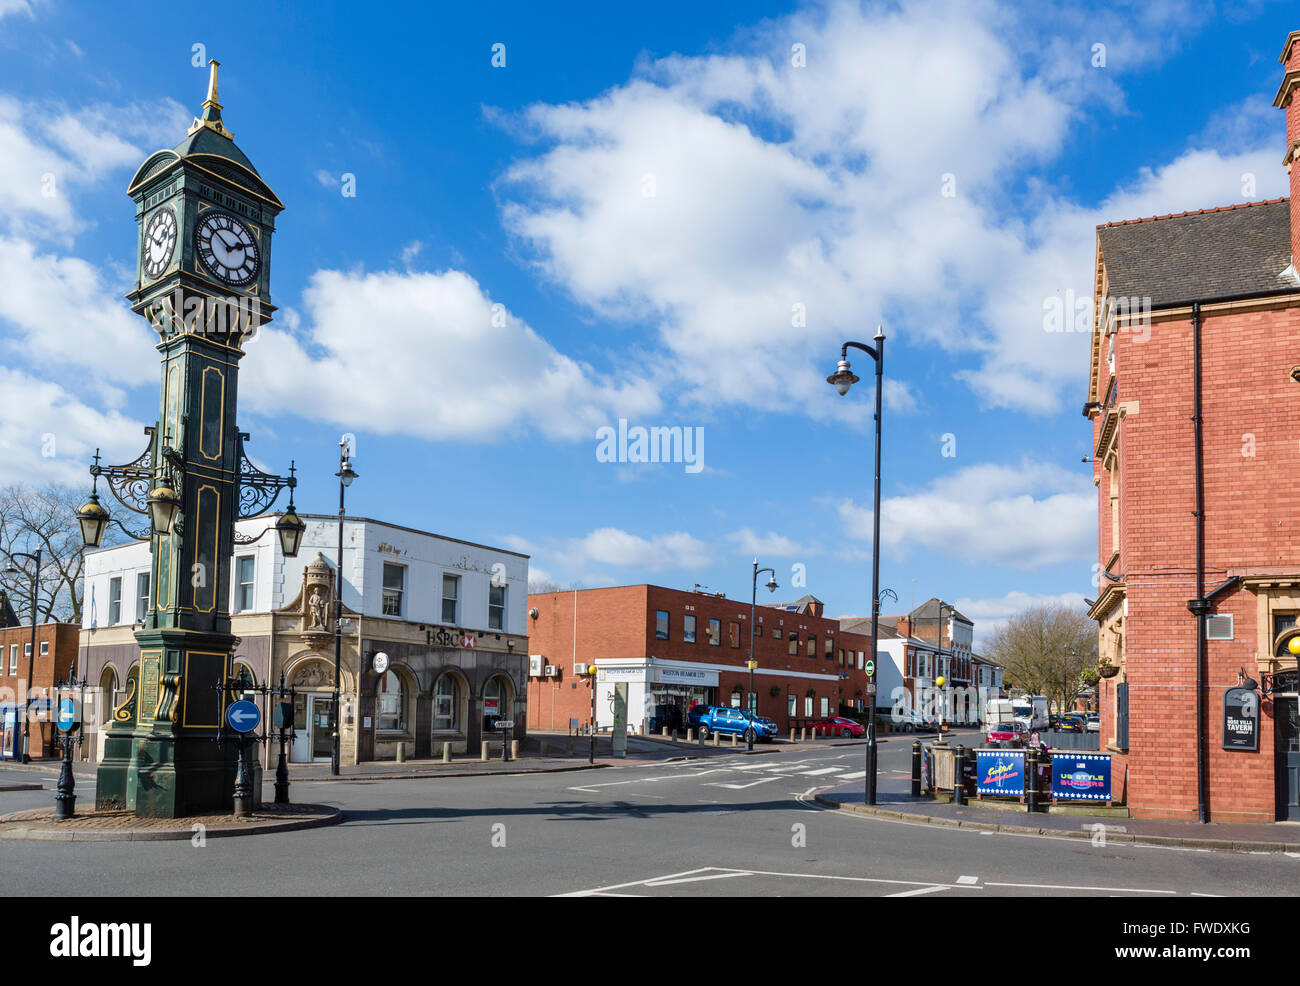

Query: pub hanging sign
left=1222, top=686, right=1259, bottom=752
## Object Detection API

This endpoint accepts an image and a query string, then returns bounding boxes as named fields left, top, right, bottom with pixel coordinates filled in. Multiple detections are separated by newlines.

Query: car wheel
left=841, top=728, right=851, bottom=738
left=744, top=728, right=756, bottom=744
left=699, top=725, right=710, bottom=741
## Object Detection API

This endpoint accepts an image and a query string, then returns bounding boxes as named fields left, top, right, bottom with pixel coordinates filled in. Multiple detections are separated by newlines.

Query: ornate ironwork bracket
left=234, top=431, right=297, bottom=533
left=88, top=433, right=161, bottom=541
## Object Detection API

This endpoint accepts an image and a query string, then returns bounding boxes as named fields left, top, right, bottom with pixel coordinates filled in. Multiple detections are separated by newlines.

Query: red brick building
left=525, top=586, right=873, bottom=734
left=1086, top=29, right=1300, bottom=822
left=0, top=619, right=80, bottom=760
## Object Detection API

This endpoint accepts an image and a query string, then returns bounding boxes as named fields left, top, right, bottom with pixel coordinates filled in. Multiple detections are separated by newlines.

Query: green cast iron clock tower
left=87, top=61, right=300, bottom=817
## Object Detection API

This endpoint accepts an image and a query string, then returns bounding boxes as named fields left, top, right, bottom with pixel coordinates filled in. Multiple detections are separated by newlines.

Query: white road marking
left=956, top=875, right=979, bottom=885
left=839, top=771, right=867, bottom=780
left=985, top=881, right=1177, bottom=895
left=887, top=885, right=949, bottom=897
left=703, top=777, right=783, bottom=790
left=798, top=767, right=842, bottom=776
left=645, top=871, right=753, bottom=887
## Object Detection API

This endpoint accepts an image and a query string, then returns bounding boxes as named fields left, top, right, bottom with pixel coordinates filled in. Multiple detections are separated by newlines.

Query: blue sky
left=0, top=0, right=1294, bottom=640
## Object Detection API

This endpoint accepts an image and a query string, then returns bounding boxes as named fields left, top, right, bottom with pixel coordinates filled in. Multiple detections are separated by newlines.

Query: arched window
left=433, top=673, right=460, bottom=732
left=99, top=665, right=119, bottom=714
left=377, top=671, right=407, bottom=731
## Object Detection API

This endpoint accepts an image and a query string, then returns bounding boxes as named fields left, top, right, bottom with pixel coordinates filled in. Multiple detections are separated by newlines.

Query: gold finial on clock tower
left=188, top=59, right=234, bottom=139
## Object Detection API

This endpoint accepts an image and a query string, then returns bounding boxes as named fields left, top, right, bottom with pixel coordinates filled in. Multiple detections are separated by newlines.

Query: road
left=1, top=732, right=1295, bottom=896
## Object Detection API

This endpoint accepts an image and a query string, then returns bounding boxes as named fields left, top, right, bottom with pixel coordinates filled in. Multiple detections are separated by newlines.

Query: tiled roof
left=1097, top=198, right=1297, bottom=307
left=907, top=597, right=973, bottom=625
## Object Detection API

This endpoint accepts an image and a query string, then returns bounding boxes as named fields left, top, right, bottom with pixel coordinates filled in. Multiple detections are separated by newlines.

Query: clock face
left=142, top=208, right=177, bottom=281
left=194, top=211, right=260, bottom=287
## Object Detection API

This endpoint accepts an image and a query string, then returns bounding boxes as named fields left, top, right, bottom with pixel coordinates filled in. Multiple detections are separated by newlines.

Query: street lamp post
left=827, top=325, right=886, bottom=806
left=333, top=437, right=358, bottom=777
left=3, top=549, right=42, bottom=762
left=748, top=559, right=778, bottom=751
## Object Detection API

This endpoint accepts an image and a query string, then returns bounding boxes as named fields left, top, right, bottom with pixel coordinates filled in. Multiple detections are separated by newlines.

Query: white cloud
left=726, top=527, right=814, bottom=558
left=498, top=0, right=1285, bottom=417
left=0, top=236, right=157, bottom=392
left=240, top=266, right=661, bottom=442
left=0, top=367, right=143, bottom=487
left=838, top=459, right=1096, bottom=569
left=505, top=526, right=712, bottom=582
left=955, top=589, right=1094, bottom=645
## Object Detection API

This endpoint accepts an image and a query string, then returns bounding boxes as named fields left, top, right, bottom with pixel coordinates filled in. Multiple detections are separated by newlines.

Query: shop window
left=382, top=563, right=405, bottom=617
left=806, top=635, right=817, bottom=658
left=804, top=695, right=813, bottom=716
left=707, top=619, right=721, bottom=646
left=442, top=574, right=459, bottom=624
left=820, top=697, right=829, bottom=716
left=234, top=556, right=254, bottom=613
left=684, top=614, right=696, bottom=643
left=788, top=633, right=798, bottom=656
left=377, top=671, right=406, bottom=731
left=489, top=584, right=507, bottom=631
left=434, top=674, right=461, bottom=732
left=787, top=695, right=796, bottom=716
left=655, top=610, right=670, bottom=640
left=136, top=572, right=151, bottom=622
left=109, top=577, right=122, bottom=625
left=728, top=621, right=740, bottom=648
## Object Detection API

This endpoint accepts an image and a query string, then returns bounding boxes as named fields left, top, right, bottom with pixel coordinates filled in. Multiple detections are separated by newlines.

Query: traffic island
left=0, top=802, right=342, bottom=841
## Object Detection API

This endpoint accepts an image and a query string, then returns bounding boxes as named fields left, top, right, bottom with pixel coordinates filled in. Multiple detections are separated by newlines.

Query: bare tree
left=983, top=603, right=1097, bottom=713
left=527, top=578, right=584, bottom=594
left=0, top=484, right=123, bottom=626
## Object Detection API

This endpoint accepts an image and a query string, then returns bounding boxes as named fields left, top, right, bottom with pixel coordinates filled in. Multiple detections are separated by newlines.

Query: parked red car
left=807, top=716, right=866, bottom=738
left=985, top=720, right=1027, bottom=747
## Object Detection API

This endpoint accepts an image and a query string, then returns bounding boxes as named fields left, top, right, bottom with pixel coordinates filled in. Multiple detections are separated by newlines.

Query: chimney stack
left=897, top=616, right=912, bottom=637
left=1277, top=30, right=1300, bottom=271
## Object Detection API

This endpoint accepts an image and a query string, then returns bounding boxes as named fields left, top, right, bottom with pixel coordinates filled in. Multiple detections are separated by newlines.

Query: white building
left=81, top=513, right=529, bottom=764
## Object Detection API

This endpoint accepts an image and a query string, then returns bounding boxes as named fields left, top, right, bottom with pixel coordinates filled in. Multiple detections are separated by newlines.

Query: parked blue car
left=691, top=705, right=778, bottom=743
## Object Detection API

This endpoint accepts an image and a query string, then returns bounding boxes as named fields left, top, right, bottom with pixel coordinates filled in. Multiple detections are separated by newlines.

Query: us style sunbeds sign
left=1222, top=686, right=1259, bottom=751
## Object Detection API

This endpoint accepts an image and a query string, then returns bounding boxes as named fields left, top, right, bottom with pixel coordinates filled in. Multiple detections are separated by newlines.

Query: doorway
left=291, top=693, right=336, bottom=763
left=1276, top=695, right=1300, bottom=821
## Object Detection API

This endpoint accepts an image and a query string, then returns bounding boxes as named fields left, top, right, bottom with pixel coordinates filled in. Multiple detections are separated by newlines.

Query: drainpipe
left=1188, top=301, right=1209, bottom=824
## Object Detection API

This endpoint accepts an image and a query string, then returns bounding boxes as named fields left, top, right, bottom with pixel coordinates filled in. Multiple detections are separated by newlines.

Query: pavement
left=815, top=764, right=1300, bottom=854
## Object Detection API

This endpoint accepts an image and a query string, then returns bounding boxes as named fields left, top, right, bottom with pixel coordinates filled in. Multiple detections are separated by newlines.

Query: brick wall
left=0, top=623, right=80, bottom=758
left=524, top=585, right=873, bottom=731
left=1099, top=301, right=1300, bottom=821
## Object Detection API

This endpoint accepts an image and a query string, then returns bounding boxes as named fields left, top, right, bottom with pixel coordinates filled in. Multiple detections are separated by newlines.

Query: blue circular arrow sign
left=56, top=698, right=77, bottom=732
left=226, top=700, right=261, bottom=733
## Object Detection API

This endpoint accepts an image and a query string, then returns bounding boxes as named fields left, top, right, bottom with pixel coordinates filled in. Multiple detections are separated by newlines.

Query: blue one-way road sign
left=56, top=698, right=78, bottom=732
left=226, top=700, right=261, bottom=733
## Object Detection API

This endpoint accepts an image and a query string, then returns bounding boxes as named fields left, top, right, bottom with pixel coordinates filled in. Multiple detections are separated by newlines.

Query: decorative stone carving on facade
left=290, top=660, right=336, bottom=689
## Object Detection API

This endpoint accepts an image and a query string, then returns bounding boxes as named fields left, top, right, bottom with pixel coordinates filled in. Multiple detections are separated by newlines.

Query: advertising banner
left=975, top=750, right=1024, bottom=796
left=1050, top=752, right=1112, bottom=801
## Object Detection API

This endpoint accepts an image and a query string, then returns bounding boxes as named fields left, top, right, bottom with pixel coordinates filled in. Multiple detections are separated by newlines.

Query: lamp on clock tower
left=86, top=61, right=298, bottom=818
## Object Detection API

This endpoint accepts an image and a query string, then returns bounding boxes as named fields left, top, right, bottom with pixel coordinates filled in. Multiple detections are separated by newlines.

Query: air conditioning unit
left=544, top=666, right=560, bottom=678
left=574, top=663, right=589, bottom=675
left=528, top=654, right=544, bottom=677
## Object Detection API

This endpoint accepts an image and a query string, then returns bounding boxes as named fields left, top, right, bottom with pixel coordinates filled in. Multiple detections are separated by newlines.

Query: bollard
left=443, top=742, right=451, bottom=763
left=799, top=727, right=806, bottom=742
left=662, top=726, right=670, bottom=738
left=953, top=745, right=966, bottom=805
left=1026, top=747, right=1039, bottom=812
left=481, top=741, right=489, bottom=762
left=911, top=740, right=922, bottom=797
left=789, top=728, right=795, bottom=743
left=396, top=742, right=406, bottom=764
left=730, top=733, right=737, bottom=747
left=687, top=728, right=695, bottom=742
left=511, top=739, right=519, bottom=760
left=713, top=732, right=720, bottom=747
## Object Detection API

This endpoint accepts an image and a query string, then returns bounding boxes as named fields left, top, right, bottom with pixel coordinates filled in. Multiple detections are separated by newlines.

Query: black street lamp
left=3, top=549, right=42, bottom=763
left=748, top=559, right=778, bottom=751
left=827, top=324, right=885, bottom=806
left=332, top=437, right=358, bottom=776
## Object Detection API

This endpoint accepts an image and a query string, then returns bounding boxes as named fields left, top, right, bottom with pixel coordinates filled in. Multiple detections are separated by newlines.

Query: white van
left=1012, top=695, right=1050, bottom=733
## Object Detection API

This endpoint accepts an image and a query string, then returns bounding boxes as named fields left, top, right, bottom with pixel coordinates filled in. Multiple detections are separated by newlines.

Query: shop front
left=594, top=659, right=718, bottom=734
